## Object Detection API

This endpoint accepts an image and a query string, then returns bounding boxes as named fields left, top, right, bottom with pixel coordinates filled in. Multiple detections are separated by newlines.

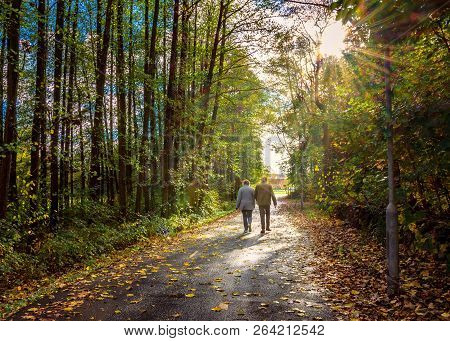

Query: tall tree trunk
left=90, top=0, right=113, bottom=200
left=126, top=0, right=134, bottom=199
left=30, top=0, right=47, bottom=215
left=76, top=82, right=86, bottom=201
left=160, top=0, right=167, bottom=185
left=0, top=0, right=22, bottom=219
left=60, top=13, right=70, bottom=212
left=162, top=0, right=180, bottom=217
left=207, top=2, right=228, bottom=165
left=136, top=0, right=148, bottom=214
left=174, top=0, right=188, bottom=171
left=49, top=0, right=65, bottom=229
left=190, top=3, right=197, bottom=102
left=0, top=25, right=6, bottom=144
left=117, top=0, right=128, bottom=215
left=138, top=0, right=160, bottom=214
left=149, top=0, right=160, bottom=210
left=107, top=18, right=115, bottom=205
left=384, top=45, right=399, bottom=297
left=197, top=0, right=225, bottom=149
left=65, top=0, right=78, bottom=208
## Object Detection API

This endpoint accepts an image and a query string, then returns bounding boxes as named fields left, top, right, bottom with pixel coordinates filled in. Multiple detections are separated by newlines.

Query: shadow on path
left=11, top=198, right=334, bottom=321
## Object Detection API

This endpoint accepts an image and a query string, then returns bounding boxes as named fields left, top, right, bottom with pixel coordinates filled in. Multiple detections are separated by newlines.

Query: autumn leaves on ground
left=1, top=197, right=448, bottom=321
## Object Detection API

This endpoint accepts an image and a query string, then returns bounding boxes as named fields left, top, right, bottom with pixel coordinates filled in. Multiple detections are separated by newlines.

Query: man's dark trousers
left=259, top=205, right=270, bottom=232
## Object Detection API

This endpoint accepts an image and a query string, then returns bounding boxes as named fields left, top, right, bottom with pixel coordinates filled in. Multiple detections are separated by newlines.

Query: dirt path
left=11, top=197, right=333, bottom=321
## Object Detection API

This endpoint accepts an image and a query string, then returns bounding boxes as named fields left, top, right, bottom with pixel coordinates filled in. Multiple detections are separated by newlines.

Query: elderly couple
left=235, top=177, right=277, bottom=234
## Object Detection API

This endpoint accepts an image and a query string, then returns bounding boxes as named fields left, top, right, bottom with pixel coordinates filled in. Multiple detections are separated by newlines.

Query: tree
left=29, top=0, right=47, bottom=216
left=137, top=0, right=160, bottom=214
left=49, top=0, right=65, bottom=229
left=330, top=0, right=447, bottom=296
left=90, top=0, right=114, bottom=200
left=0, top=0, right=22, bottom=219
left=116, top=0, right=128, bottom=215
left=149, top=0, right=160, bottom=210
left=162, top=0, right=180, bottom=217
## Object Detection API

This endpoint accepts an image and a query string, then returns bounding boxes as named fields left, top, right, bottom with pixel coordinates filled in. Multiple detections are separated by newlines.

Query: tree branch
left=283, top=0, right=330, bottom=9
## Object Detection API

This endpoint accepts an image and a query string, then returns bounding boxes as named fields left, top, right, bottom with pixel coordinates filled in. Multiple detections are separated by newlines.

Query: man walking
left=236, top=179, right=255, bottom=233
left=255, top=177, right=277, bottom=234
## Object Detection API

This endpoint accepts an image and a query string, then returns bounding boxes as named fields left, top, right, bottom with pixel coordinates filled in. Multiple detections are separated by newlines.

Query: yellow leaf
left=218, top=302, right=229, bottom=310
left=211, top=304, right=227, bottom=312
left=185, top=293, right=196, bottom=298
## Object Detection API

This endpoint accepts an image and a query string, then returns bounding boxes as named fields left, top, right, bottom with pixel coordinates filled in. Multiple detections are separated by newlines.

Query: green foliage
left=0, top=198, right=234, bottom=289
left=268, top=5, right=449, bottom=258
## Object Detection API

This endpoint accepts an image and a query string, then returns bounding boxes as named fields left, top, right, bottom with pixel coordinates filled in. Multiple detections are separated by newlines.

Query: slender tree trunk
left=76, top=83, right=86, bottom=200
left=197, top=0, right=225, bottom=149
left=174, top=0, right=189, bottom=171
left=126, top=0, right=134, bottom=199
left=90, top=0, right=113, bottom=200
left=30, top=0, right=47, bottom=215
left=149, top=0, right=160, bottom=210
left=65, top=0, right=77, bottom=208
left=117, top=0, right=128, bottom=215
left=160, top=0, right=167, bottom=186
left=162, top=0, right=180, bottom=217
left=135, top=0, right=145, bottom=214
left=190, top=3, right=197, bottom=102
left=40, top=9, right=49, bottom=211
left=0, top=26, right=6, bottom=144
left=138, top=0, right=160, bottom=213
left=0, top=0, right=22, bottom=219
left=207, top=2, right=228, bottom=165
left=107, top=18, right=115, bottom=205
left=60, top=12, right=70, bottom=211
left=49, top=0, right=64, bottom=229
left=384, top=45, right=399, bottom=297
